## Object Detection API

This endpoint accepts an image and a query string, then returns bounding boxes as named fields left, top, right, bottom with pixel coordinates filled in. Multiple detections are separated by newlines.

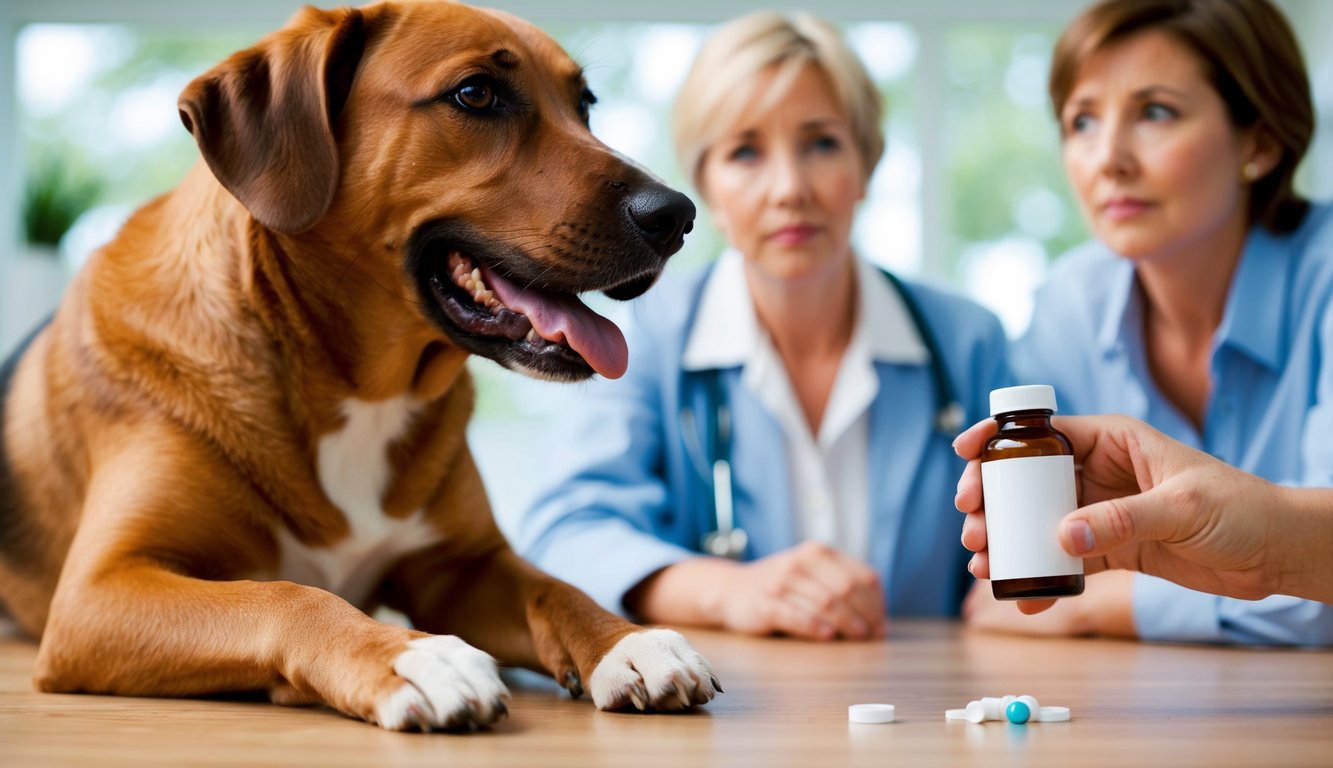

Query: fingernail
left=1069, top=519, right=1096, bottom=554
left=967, top=557, right=976, bottom=575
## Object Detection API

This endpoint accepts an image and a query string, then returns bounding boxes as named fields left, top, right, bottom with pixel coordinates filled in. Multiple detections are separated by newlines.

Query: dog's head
left=178, top=0, right=693, bottom=383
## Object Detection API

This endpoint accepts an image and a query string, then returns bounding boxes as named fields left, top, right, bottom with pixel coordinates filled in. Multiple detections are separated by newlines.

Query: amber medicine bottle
left=981, top=385, right=1085, bottom=600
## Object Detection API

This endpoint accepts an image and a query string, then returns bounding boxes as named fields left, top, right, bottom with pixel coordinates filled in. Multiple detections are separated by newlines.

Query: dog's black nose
left=626, top=186, right=696, bottom=258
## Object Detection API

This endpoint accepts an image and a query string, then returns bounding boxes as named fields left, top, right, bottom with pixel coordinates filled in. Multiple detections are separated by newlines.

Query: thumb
left=1059, top=488, right=1183, bottom=557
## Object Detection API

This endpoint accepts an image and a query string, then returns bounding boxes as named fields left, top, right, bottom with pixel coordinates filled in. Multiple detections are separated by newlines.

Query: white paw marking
left=375, top=635, right=510, bottom=731
left=588, top=628, right=720, bottom=711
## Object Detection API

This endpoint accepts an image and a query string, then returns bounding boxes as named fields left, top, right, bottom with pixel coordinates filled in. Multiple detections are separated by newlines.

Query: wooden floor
left=2, top=620, right=1331, bottom=767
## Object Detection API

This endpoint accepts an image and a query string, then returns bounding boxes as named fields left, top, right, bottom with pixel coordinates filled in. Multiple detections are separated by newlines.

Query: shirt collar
left=1216, top=227, right=1285, bottom=371
left=681, top=249, right=760, bottom=371
left=1096, top=257, right=1139, bottom=358
left=857, top=258, right=930, bottom=364
left=681, top=250, right=929, bottom=371
left=1094, top=231, right=1286, bottom=372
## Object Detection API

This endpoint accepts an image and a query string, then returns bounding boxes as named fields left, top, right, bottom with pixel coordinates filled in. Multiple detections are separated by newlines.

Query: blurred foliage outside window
left=19, top=25, right=261, bottom=260
left=22, top=150, right=101, bottom=248
left=944, top=25, right=1086, bottom=339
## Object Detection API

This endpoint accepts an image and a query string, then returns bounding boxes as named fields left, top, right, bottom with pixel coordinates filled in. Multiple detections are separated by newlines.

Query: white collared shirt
left=682, top=250, right=928, bottom=561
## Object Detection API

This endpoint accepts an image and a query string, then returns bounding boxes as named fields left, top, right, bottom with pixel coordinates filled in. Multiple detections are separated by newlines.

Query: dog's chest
left=273, top=396, right=441, bottom=606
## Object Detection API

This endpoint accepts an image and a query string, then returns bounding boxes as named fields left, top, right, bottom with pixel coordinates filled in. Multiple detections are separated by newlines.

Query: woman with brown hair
left=965, top=0, right=1333, bottom=645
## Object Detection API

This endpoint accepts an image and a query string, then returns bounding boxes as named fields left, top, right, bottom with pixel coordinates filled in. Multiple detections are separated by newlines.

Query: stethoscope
left=679, top=267, right=965, bottom=560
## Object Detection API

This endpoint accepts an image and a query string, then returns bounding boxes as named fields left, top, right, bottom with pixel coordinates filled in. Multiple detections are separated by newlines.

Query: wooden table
left=2, top=620, right=1330, bottom=767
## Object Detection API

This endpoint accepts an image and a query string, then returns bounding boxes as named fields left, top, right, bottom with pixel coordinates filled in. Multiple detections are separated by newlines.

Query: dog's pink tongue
left=480, top=265, right=628, bottom=379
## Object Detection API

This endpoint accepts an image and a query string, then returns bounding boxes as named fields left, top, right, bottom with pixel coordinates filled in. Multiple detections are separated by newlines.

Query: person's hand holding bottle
left=953, top=414, right=1333, bottom=610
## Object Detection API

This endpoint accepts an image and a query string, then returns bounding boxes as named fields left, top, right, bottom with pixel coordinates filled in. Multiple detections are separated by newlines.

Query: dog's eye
left=453, top=76, right=498, bottom=111
left=578, top=87, right=597, bottom=125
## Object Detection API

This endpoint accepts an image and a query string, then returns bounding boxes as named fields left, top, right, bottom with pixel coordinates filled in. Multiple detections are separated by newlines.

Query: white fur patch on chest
left=274, top=395, right=441, bottom=607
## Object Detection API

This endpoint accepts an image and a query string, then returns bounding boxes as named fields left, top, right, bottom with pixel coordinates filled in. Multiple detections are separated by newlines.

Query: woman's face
left=1059, top=30, right=1268, bottom=264
left=698, top=62, right=866, bottom=282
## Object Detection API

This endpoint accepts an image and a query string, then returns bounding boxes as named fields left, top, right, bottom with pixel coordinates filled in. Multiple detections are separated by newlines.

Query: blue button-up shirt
left=1015, top=202, right=1333, bottom=646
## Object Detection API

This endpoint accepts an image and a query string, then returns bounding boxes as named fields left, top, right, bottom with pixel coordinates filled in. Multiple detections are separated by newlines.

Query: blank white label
left=981, top=455, right=1084, bottom=581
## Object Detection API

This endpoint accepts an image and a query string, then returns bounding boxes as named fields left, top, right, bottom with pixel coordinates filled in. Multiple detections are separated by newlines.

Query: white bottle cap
left=989, top=384, right=1059, bottom=416
left=848, top=703, right=895, bottom=723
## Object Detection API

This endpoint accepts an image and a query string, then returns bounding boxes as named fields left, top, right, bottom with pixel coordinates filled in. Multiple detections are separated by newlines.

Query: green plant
left=21, top=152, right=102, bottom=249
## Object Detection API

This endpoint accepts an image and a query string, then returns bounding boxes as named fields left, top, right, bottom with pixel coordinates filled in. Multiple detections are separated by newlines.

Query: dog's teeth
left=525, top=329, right=538, bottom=343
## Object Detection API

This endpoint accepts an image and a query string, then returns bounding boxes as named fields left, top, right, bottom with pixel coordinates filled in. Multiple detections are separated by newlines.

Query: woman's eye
left=728, top=144, right=759, bottom=162
left=1067, top=113, right=1095, bottom=134
left=811, top=135, right=841, bottom=153
left=1142, top=102, right=1176, bottom=122
left=454, top=78, right=497, bottom=111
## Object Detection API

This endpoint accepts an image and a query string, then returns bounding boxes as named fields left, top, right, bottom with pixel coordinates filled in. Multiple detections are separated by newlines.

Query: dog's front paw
left=588, top=628, right=720, bottom=712
left=375, top=635, right=510, bottom=731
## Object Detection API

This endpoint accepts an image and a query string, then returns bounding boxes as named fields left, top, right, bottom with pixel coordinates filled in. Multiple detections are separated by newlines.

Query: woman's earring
left=1242, top=161, right=1261, bottom=182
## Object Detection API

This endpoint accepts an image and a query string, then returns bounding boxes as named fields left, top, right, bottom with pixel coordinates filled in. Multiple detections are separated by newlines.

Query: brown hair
left=1049, top=0, right=1312, bottom=233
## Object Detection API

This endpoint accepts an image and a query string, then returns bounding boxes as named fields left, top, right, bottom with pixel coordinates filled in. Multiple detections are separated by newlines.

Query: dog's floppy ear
left=178, top=6, right=369, bottom=234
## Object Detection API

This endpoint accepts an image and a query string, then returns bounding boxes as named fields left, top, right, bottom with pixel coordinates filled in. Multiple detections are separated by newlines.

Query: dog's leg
left=385, top=451, right=719, bottom=711
left=390, top=545, right=719, bottom=711
left=34, top=433, right=509, bottom=731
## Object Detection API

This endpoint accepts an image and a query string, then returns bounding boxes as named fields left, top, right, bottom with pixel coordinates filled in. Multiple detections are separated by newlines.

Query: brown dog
left=0, top=0, right=719, bottom=730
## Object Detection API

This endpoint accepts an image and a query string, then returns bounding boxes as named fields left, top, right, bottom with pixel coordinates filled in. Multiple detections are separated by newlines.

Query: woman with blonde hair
left=517, top=12, right=1010, bottom=639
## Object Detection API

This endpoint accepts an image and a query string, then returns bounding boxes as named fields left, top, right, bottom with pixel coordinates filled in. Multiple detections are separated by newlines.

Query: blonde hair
left=671, top=12, right=885, bottom=195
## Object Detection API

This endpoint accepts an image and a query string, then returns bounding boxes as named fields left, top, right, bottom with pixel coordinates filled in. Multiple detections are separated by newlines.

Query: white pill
left=945, top=708, right=970, bottom=720
left=982, top=696, right=1009, bottom=720
left=1017, top=695, right=1040, bottom=712
left=1037, top=706, right=1071, bottom=722
left=964, top=700, right=987, bottom=723
left=849, top=703, right=895, bottom=723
